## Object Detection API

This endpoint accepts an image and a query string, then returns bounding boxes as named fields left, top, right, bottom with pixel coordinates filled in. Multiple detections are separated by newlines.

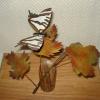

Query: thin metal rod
left=25, top=75, right=37, bottom=88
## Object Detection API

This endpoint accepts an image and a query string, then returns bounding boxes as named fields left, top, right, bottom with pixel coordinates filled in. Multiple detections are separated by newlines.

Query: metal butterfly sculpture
left=16, top=8, right=52, bottom=51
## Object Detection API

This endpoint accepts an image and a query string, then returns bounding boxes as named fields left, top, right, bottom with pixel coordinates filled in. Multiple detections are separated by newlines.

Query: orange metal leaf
left=6, top=52, right=30, bottom=79
left=66, top=43, right=100, bottom=77
left=36, top=37, right=63, bottom=57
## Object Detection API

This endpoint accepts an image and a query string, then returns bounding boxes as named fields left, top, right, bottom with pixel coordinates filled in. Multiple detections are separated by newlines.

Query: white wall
left=0, top=0, right=100, bottom=53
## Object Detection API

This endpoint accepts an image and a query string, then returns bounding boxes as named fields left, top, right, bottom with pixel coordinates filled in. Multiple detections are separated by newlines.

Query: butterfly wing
left=18, top=34, right=44, bottom=51
left=28, top=8, right=52, bottom=33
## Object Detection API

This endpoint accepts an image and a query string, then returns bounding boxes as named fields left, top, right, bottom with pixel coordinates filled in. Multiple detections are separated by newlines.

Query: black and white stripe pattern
left=19, top=33, right=44, bottom=51
left=28, top=8, right=52, bottom=33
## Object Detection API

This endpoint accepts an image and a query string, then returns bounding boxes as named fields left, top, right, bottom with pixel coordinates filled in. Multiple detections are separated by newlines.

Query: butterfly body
left=17, top=8, right=52, bottom=51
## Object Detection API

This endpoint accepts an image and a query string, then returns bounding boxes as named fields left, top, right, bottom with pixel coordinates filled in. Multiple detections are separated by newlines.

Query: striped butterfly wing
left=28, top=8, right=52, bottom=33
left=19, top=33, right=44, bottom=51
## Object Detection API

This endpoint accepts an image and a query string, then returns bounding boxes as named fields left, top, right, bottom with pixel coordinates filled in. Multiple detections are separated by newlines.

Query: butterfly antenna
left=15, top=43, right=20, bottom=47
left=28, top=10, right=31, bottom=17
left=28, top=10, right=31, bottom=15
